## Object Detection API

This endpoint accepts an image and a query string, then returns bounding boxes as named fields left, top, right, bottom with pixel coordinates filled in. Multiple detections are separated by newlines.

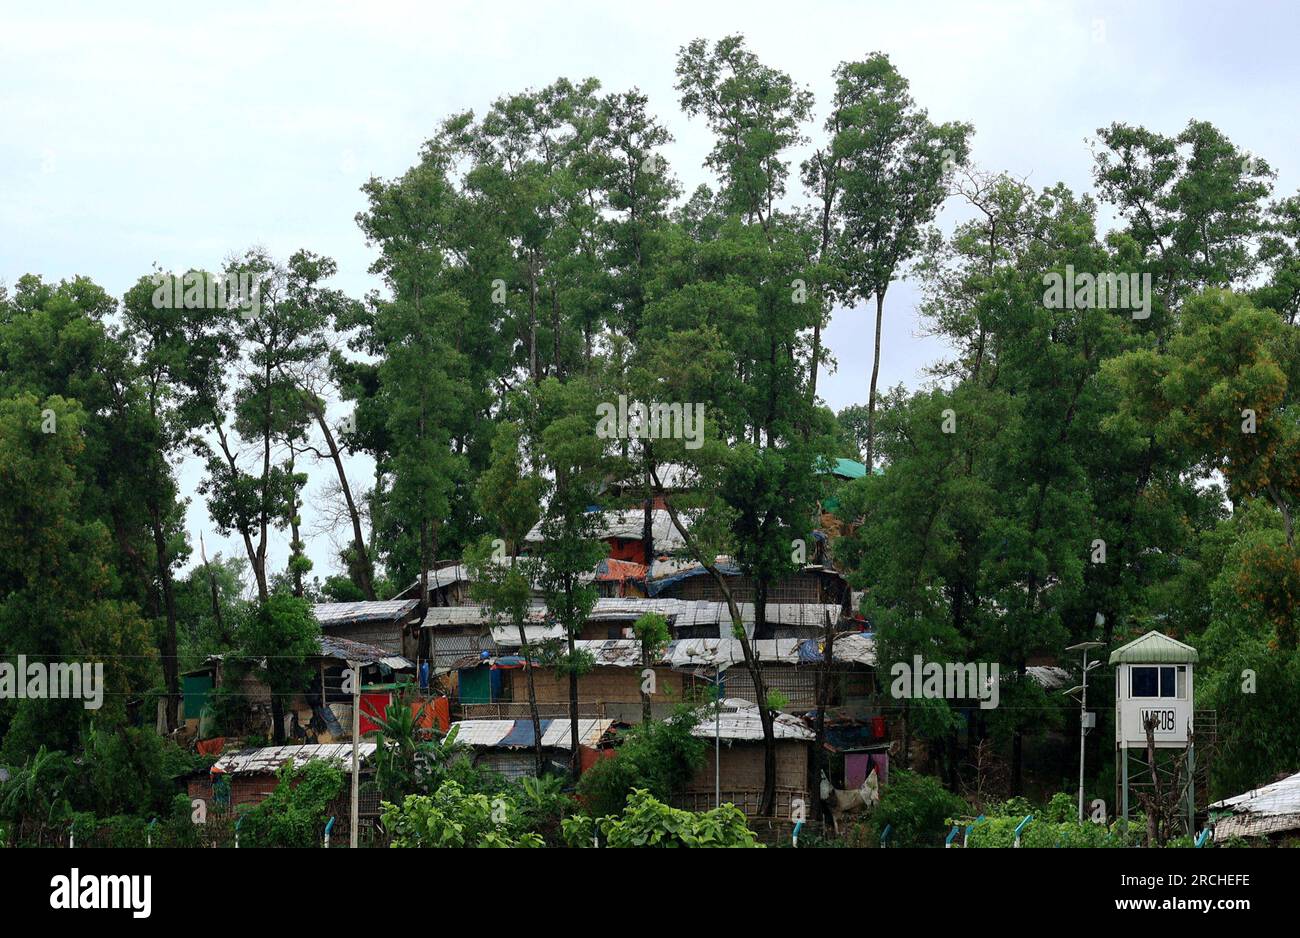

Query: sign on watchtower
left=1110, top=630, right=1198, bottom=833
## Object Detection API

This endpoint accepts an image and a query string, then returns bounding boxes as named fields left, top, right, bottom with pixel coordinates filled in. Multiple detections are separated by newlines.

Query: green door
left=182, top=675, right=213, bottom=722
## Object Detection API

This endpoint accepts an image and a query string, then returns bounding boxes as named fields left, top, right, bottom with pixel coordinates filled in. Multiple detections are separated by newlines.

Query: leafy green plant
left=370, top=700, right=465, bottom=801
left=0, top=746, right=75, bottom=827
left=576, top=705, right=706, bottom=816
left=513, top=774, right=574, bottom=845
left=381, top=780, right=543, bottom=848
left=869, top=769, right=969, bottom=848
left=563, top=789, right=760, bottom=848
left=238, top=759, right=344, bottom=848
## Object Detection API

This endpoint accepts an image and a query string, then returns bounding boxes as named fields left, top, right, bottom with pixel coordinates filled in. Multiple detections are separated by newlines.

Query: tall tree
left=471, top=420, right=547, bottom=775
left=828, top=54, right=971, bottom=470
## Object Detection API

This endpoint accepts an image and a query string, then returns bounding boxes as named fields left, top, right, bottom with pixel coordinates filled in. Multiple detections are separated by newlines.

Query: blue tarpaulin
left=647, top=560, right=742, bottom=596
left=500, top=718, right=552, bottom=748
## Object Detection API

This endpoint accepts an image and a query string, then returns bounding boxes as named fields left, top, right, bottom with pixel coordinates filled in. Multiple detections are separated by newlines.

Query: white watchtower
left=1111, top=631, right=1198, bottom=834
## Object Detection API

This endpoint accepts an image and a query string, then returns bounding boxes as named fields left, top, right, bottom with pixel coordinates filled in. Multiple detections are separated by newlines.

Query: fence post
left=324, top=816, right=335, bottom=849
left=148, top=817, right=157, bottom=848
left=945, top=825, right=960, bottom=848
left=1014, top=814, right=1033, bottom=848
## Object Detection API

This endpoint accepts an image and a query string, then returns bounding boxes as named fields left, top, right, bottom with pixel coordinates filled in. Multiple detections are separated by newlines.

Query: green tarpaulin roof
left=816, top=457, right=876, bottom=480
left=1108, top=631, right=1199, bottom=665
left=830, top=458, right=867, bottom=479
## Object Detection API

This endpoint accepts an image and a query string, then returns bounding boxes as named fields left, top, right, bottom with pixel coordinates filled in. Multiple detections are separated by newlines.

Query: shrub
left=381, top=780, right=543, bottom=847
left=575, top=705, right=706, bottom=815
left=870, top=769, right=969, bottom=847
left=238, top=759, right=344, bottom=848
left=563, top=789, right=761, bottom=848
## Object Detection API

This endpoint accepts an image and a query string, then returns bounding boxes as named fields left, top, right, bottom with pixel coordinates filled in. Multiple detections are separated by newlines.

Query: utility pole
left=349, top=659, right=360, bottom=848
left=715, top=670, right=721, bottom=809
left=1064, top=639, right=1105, bottom=823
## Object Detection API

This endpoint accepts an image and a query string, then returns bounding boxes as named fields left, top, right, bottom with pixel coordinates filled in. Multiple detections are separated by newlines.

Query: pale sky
left=3, top=0, right=1297, bottom=587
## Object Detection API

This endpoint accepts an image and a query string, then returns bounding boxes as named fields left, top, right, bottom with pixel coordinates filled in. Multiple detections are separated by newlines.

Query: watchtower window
left=1130, top=665, right=1183, bottom=699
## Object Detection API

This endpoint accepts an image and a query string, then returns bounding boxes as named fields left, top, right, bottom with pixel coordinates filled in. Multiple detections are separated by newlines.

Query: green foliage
left=576, top=706, right=707, bottom=815
left=564, top=789, right=760, bottom=848
left=79, top=726, right=198, bottom=818
left=370, top=702, right=467, bottom=802
left=0, top=745, right=76, bottom=826
left=233, top=592, right=319, bottom=742
left=870, top=770, right=969, bottom=848
left=512, top=774, right=575, bottom=846
left=238, top=759, right=345, bottom=848
left=381, top=780, right=544, bottom=848
left=957, top=791, right=1149, bottom=848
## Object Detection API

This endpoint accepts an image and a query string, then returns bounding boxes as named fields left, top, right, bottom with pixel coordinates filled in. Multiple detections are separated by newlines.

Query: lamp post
left=1064, top=639, right=1105, bottom=824
left=714, top=668, right=722, bottom=809
left=349, top=659, right=360, bottom=848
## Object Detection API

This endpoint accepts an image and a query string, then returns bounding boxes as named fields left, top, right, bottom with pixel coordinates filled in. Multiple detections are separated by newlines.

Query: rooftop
left=1108, top=631, right=1199, bottom=665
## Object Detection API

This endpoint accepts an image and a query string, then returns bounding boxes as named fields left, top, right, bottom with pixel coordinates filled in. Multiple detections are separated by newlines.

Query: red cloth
left=196, top=737, right=225, bottom=756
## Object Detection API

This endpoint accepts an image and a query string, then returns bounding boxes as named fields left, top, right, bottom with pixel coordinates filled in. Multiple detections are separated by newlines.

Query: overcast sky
left=3, top=0, right=1297, bottom=587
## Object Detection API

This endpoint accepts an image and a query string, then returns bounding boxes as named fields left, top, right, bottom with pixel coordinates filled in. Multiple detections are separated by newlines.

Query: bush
left=575, top=705, right=706, bottom=815
left=870, top=769, right=969, bottom=847
left=563, top=789, right=761, bottom=848
left=381, top=780, right=543, bottom=847
left=512, top=774, right=575, bottom=846
left=238, top=759, right=344, bottom=848
left=964, top=791, right=1148, bottom=848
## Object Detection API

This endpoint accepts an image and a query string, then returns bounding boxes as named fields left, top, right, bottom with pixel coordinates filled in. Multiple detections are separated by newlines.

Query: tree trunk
left=641, top=642, right=653, bottom=723
left=270, top=691, right=286, bottom=744
left=312, top=406, right=376, bottom=600
left=566, top=578, right=581, bottom=776
left=810, top=611, right=835, bottom=818
left=200, top=533, right=229, bottom=646
left=149, top=507, right=181, bottom=732
left=288, top=448, right=304, bottom=598
left=508, top=553, right=546, bottom=777
left=754, top=578, right=774, bottom=641
left=520, top=622, right=545, bottom=777
left=528, top=259, right=539, bottom=383
left=656, top=479, right=778, bottom=817
left=865, top=291, right=886, bottom=473
left=1011, top=661, right=1025, bottom=796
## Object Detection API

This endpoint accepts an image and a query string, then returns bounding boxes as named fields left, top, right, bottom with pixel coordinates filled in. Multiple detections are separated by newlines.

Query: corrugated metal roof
left=604, top=462, right=695, bottom=493
left=1211, top=770, right=1300, bottom=840
left=210, top=743, right=377, bottom=776
left=476, top=634, right=874, bottom=670
left=524, top=509, right=689, bottom=549
left=489, top=624, right=568, bottom=645
left=450, top=718, right=615, bottom=751
left=430, top=598, right=844, bottom=636
left=197, top=635, right=414, bottom=672
left=1108, top=631, right=1199, bottom=664
left=1026, top=665, right=1070, bottom=690
left=690, top=699, right=815, bottom=742
left=317, top=634, right=413, bottom=670
left=313, top=600, right=419, bottom=626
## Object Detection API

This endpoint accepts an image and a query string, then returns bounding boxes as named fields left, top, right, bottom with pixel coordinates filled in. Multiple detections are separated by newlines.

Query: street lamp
left=1064, top=640, right=1106, bottom=824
